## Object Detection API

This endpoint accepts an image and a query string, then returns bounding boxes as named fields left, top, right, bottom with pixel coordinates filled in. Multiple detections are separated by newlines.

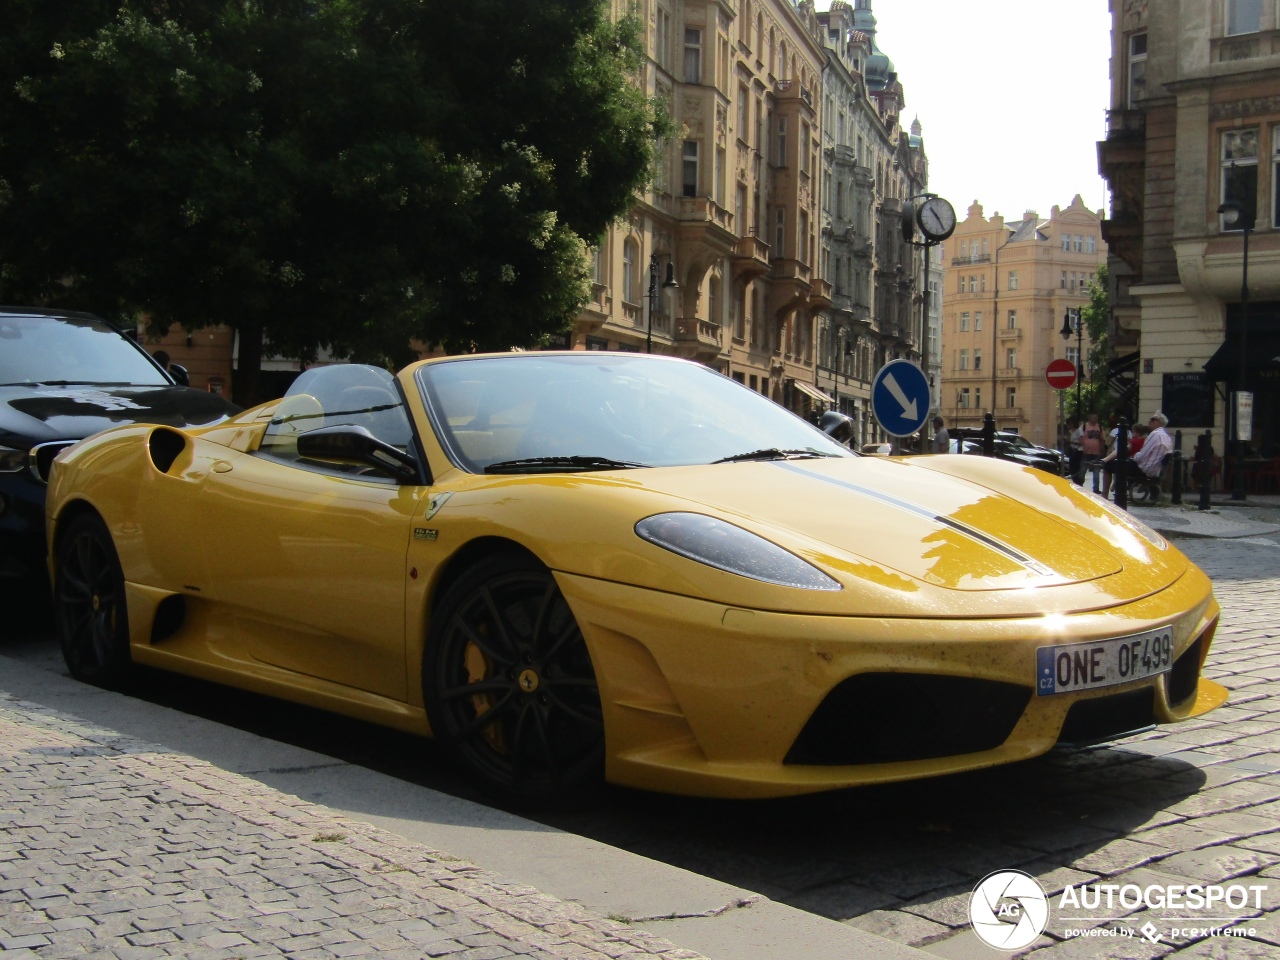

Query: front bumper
left=557, top=565, right=1224, bottom=798
left=0, top=471, right=50, bottom=586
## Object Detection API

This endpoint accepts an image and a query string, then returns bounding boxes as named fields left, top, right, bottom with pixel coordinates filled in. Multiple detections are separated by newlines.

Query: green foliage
left=0, top=0, right=664, bottom=401
left=1064, top=265, right=1113, bottom=423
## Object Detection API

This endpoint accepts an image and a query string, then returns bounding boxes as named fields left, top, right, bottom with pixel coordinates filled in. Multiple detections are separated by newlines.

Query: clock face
left=917, top=197, right=956, bottom=242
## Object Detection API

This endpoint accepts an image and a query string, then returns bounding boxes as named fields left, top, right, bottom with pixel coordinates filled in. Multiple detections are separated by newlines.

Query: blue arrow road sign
left=871, top=359, right=930, bottom=438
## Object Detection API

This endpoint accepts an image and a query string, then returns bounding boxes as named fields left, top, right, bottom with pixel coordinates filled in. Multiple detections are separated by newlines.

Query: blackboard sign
left=1161, top=372, right=1215, bottom=428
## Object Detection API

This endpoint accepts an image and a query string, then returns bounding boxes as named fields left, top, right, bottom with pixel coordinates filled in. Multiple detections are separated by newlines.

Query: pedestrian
left=1105, top=412, right=1173, bottom=496
left=932, top=416, right=950, bottom=454
left=152, top=348, right=191, bottom=387
left=1067, top=417, right=1083, bottom=480
left=1101, top=423, right=1148, bottom=498
left=1076, top=412, right=1107, bottom=486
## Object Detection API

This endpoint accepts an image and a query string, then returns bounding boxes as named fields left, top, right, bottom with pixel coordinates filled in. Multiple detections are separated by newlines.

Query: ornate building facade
left=939, top=198, right=1106, bottom=446
left=811, top=0, right=930, bottom=446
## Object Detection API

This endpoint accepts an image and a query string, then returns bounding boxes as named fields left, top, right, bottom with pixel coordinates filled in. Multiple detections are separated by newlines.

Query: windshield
left=0, top=313, right=168, bottom=387
left=416, top=354, right=853, bottom=472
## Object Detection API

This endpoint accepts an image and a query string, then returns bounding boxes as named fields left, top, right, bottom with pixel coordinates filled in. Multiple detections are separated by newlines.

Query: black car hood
left=0, top=384, right=237, bottom=448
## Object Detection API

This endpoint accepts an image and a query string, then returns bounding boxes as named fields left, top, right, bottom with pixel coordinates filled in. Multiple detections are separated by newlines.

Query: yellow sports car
left=46, top=354, right=1226, bottom=801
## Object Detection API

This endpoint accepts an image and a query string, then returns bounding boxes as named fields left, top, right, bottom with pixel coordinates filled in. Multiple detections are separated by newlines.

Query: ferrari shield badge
left=424, top=491, right=452, bottom=520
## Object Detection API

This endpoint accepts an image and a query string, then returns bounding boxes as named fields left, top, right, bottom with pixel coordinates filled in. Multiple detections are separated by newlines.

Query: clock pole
left=902, top=194, right=956, bottom=443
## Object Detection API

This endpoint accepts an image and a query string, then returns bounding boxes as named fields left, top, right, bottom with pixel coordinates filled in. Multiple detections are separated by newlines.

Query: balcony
left=831, top=144, right=856, bottom=165
left=622, top=302, right=642, bottom=326
left=773, top=258, right=812, bottom=284
left=1104, top=109, right=1146, bottom=141
left=851, top=236, right=873, bottom=260
left=998, top=366, right=1021, bottom=379
left=997, top=327, right=1022, bottom=341
left=731, top=234, right=771, bottom=279
left=998, top=407, right=1023, bottom=421
left=674, top=318, right=723, bottom=361
left=809, top=278, right=834, bottom=309
left=677, top=196, right=735, bottom=232
left=676, top=196, right=738, bottom=261
left=950, top=254, right=991, bottom=266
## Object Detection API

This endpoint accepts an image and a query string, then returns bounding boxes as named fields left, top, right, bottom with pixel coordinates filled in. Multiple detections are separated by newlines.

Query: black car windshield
left=417, top=354, right=853, bottom=473
left=0, top=313, right=168, bottom=387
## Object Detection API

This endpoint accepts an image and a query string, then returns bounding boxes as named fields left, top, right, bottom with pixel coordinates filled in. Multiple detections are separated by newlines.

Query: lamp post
left=646, top=253, right=679, bottom=354
left=1059, top=306, right=1083, bottom=419
left=1217, top=199, right=1251, bottom=501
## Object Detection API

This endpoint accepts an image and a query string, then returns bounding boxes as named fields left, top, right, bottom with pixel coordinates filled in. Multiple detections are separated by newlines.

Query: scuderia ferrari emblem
left=424, top=491, right=452, bottom=520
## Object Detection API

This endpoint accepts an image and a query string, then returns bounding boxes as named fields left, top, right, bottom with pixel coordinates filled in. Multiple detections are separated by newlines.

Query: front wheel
left=54, top=513, right=132, bottom=687
left=424, top=553, right=604, bottom=802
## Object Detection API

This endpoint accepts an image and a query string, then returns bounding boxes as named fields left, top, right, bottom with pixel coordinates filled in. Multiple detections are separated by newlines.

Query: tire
left=424, top=552, right=604, bottom=802
left=54, top=513, right=132, bottom=688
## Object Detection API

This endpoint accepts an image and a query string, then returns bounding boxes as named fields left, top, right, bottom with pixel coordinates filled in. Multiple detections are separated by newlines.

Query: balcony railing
left=675, top=318, right=723, bottom=352
left=1104, top=108, right=1146, bottom=141
left=677, top=196, right=735, bottom=233
left=950, top=254, right=991, bottom=265
left=997, top=327, right=1022, bottom=341
left=998, top=366, right=1021, bottom=379
left=773, top=258, right=812, bottom=284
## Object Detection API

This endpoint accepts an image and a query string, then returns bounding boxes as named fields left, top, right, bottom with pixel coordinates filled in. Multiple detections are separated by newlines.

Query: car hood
left=447, top=454, right=1190, bottom=618
left=0, top=384, right=237, bottom=448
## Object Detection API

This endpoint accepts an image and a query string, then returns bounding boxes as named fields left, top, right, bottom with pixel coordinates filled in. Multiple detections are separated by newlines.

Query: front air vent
left=150, top=594, right=186, bottom=643
left=148, top=429, right=188, bottom=474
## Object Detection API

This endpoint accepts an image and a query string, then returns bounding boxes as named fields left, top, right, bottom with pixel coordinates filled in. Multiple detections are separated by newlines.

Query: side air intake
left=148, top=429, right=188, bottom=474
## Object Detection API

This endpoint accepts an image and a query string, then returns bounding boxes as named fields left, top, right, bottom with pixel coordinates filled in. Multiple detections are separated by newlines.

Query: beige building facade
left=570, top=0, right=833, bottom=411
left=1099, top=0, right=1280, bottom=459
left=939, top=198, right=1106, bottom=447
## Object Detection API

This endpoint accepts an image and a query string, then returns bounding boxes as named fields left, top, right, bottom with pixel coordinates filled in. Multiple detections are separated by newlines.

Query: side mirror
left=296, top=424, right=418, bottom=481
left=169, top=362, right=191, bottom=387
left=819, top=410, right=854, bottom=445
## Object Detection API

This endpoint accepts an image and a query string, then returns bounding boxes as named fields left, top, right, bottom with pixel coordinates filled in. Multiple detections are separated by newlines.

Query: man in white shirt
left=1108, top=412, right=1173, bottom=496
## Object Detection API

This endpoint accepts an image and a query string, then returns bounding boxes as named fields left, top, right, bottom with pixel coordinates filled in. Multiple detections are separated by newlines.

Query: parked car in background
left=997, top=431, right=1067, bottom=475
left=0, top=307, right=238, bottom=590
left=947, top=437, right=1062, bottom=476
left=861, top=442, right=894, bottom=456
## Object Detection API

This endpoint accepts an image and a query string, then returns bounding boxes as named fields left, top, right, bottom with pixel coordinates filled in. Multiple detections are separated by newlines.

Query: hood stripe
left=774, top=461, right=1055, bottom=578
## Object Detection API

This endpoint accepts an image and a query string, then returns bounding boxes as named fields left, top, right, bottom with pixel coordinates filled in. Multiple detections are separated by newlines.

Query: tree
left=1065, top=264, right=1113, bottom=423
left=0, top=1, right=663, bottom=402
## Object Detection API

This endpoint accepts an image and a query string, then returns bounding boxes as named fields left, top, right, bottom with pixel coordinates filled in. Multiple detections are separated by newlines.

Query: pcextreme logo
left=970, top=871, right=1049, bottom=950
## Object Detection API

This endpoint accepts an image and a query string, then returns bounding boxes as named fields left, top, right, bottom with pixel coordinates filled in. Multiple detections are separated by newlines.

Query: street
left=3, top=533, right=1280, bottom=957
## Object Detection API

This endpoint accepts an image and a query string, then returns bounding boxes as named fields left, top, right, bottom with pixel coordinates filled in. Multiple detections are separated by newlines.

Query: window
left=1222, top=128, right=1259, bottom=229
left=715, top=146, right=726, bottom=205
left=1006, top=386, right=1017, bottom=409
left=1127, top=32, right=1147, bottom=107
left=682, top=140, right=699, bottom=198
left=1062, top=234, right=1071, bottom=251
left=958, top=274, right=964, bottom=294
left=1227, top=0, right=1262, bottom=36
left=975, top=388, right=982, bottom=410
left=960, top=312, right=970, bottom=332
left=775, top=208, right=785, bottom=257
left=980, top=274, right=987, bottom=292
left=735, top=183, right=746, bottom=235
left=776, top=117, right=788, bottom=167
left=1270, top=128, right=1280, bottom=227
left=958, top=387, right=971, bottom=408
left=801, top=122, right=810, bottom=173
left=755, top=98, right=763, bottom=150
left=1006, top=347, right=1017, bottom=369
left=836, top=181, right=844, bottom=219
left=622, top=238, right=638, bottom=303
left=733, top=282, right=745, bottom=339
left=591, top=246, right=603, bottom=285
left=1008, top=270, right=1019, bottom=290
left=982, top=238, right=989, bottom=256
left=959, top=349, right=969, bottom=371
left=1007, top=309, right=1017, bottom=328
left=968, top=275, right=976, bottom=292
left=657, top=8, right=673, bottom=71
left=973, top=349, right=982, bottom=370
left=737, top=86, right=749, bottom=139
left=799, top=210, right=810, bottom=263
left=1061, top=270, right=1067, bottom=289
left=708, top=275, right=721, bottom=324
left=961, top=239, right=969, bottom=258
left=684, top=29, right=702, bottom=83
left=974, top=311, right=983, bottom=331
left=1085, top=235, right=1096, bottom=254
left=1074, top=235, right=1083, bottom=252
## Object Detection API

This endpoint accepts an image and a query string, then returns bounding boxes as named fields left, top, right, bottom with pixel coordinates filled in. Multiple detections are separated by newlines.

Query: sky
left=823, top=0, right=1114, bottom=223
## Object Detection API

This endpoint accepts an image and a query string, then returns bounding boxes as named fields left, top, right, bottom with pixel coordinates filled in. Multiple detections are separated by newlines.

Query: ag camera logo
left=970, top=870, right=1049, bottom=950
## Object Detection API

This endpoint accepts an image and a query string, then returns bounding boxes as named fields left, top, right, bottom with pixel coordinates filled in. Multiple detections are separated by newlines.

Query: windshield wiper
left=713, top=448, right=839, bottom=464
left=484, top=455, right=650, bottom=474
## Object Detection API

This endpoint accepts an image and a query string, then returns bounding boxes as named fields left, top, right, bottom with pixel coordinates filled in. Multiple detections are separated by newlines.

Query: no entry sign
left=1046, top=358, right=1077, bottom=390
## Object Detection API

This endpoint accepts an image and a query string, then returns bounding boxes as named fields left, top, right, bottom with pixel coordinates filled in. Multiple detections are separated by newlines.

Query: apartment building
left=1099, top=0, right=1280, bottom=458
left=810, top=1, right=929, bottom=444
left=570, top=0, right=831, bottom=413
left=939, top=198, right=1106, bottom=446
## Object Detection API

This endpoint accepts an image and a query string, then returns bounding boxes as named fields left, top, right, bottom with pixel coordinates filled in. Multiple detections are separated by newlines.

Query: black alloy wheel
left=424, top=553, right=604, bottom=802
left=54, top=513, right=132, bottom=687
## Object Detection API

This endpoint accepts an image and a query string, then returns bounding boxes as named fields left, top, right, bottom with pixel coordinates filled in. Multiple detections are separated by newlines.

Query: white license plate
left=1036, top=626, right=1175, bottom=696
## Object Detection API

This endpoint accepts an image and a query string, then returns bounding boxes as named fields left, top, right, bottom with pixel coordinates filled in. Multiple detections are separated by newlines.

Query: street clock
left=916, top=196, right=956, bottom=242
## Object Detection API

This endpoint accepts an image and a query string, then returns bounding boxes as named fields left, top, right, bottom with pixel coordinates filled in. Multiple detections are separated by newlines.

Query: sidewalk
left=0, top=692, right=706, bottom=960
left=1127, top=498, right=1280, bottom=540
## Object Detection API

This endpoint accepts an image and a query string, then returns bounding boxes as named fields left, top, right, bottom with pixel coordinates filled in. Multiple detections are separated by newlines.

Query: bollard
left=1195, top=429, right=1213, bottom=511
left=1172, top=430, right=1183, bottom=505
left=982, top=412, right=995, bottom=458
left=1114, top=418, right=1130, bottom=510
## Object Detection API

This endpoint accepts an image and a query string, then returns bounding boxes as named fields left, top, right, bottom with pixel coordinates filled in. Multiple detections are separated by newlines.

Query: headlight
left=0, top=445, right=27, bottom=473
left=635, top=513, right=842, bottom=591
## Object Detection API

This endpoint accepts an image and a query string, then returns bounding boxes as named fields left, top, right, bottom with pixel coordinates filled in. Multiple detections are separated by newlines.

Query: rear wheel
left=54, top=513, right=132, bottom=687
left=424, top=553, right=604, bottom=802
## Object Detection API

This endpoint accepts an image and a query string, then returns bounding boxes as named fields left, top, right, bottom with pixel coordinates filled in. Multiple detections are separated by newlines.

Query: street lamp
left=1217, top=198, right=1251, bottom=501
left=1060, top=305, right=1083, bottom=420
left=646, top=253, right=679, bottom=354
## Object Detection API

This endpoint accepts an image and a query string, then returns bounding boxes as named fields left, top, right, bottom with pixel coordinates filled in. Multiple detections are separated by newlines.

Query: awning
left=1203, top=333, right=1280, bottom=382
left=793, top=380, right=836, bottom=405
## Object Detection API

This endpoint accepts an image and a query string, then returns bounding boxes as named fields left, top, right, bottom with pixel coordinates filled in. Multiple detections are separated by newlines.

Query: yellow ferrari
left=45, top=354, right=1226, bottom=800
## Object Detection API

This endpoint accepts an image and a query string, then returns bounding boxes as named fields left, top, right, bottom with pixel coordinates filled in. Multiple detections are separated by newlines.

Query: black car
left=996, top=431, right=1067, bottom=475
left=0, top=308, right=238, bottom=589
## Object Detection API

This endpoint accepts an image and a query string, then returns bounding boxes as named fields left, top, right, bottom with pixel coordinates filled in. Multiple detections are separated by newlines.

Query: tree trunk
left=236, top=320, right=265, bottom=408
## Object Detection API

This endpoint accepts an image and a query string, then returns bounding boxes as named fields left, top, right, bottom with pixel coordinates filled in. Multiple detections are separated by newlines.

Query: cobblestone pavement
left=0, top=697, right=706, bottom=960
